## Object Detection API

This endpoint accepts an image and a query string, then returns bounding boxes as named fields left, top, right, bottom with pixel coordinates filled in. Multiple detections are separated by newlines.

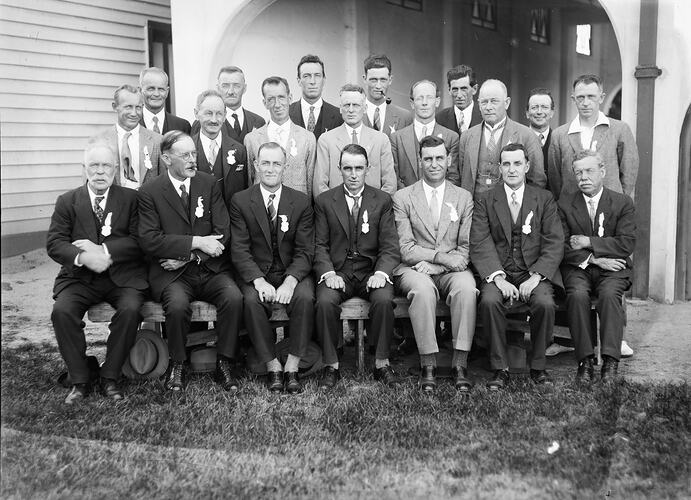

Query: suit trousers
left=316, top=273, right=395, bottom=365
left=241, top=273, right=315, bottom=365
left=51, top=275, right=144, bottom=383
left=479, top=272, right=555, bottom=370
left=160, top=265, right=243, bottom=362
left=564, top=266, right=630, bottom=361
left=396, top=268, right=478, bottom=355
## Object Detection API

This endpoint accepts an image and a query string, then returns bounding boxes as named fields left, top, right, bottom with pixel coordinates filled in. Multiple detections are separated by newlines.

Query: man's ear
left=505, top=96, right=511, bottom=110
left=112, top=101, right=117, bottom=111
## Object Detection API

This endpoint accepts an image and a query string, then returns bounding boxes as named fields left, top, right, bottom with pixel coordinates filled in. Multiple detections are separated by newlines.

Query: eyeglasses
left=169, top=151, right=197, bottom=161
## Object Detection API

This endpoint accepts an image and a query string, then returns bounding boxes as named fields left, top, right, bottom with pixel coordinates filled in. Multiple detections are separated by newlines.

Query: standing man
left=288, top=54, right=343, bottom=141
left=393, top=136, right=477, bottom=392
left=90, top=84, right=163, bottom=189
left=361, top=54, right=413, bottom=138
left=436, top=65, right=482, bottom=136
left=470, top=143, right=563, bottom=390
left=390, top=79, right=460, bottom=188
left=525, top=87, right=555, bottom=177
left=558, top=150, right=635, bottom=383
left=314, top=144, right=400, bottom=387
left=139, top=66, right=191, bottom=135
left=548, top=74, right=639, bottom=199
left=314, top=83, right=396, bottom=197
left=48, top=142, right=147, bottom=404
left=230, top=142, right=315, bottom=394
left=459, top=79, right=546, bottom=198
left=245, top=76, right=317, bottom=199
left=138, top=131, right=244, bottom=392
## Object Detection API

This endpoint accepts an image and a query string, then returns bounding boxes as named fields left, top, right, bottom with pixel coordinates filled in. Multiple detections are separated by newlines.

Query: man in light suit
left=90, top=84, right=163, bottom=190
left=436, top=64, right=482, bottom=136
left=47, top=142, right=147, bottom=404
left=245, top=76, right=317, bottom=199
left=314, top=83, right=396, bottom=197
left=393, top=136, right=477, bottom=392
left=361, top=54, right=413, bottom=138
left=288, top=54, right=343, bottom=141
left=548, top=74, right=639, bottom=200
left=558, top=150, right=636, bottom=383
left=139, top=67, right=191, bottom=135
left=314, top=144, right=401, bottom=387
left=390, top=80, right=460, bottom=188
left=470, top=143, right=563, bottom=390
left=138, top=131, right=244, bottom=393
left=459, top=79, right=546, bottom=199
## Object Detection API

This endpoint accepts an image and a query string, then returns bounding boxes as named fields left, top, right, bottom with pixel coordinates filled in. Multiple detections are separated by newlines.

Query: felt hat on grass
left=246, top=338, right=323, bottom=376
left=189, top=346, right=217, bottom=373
left=57, top=355, right=100, bottom=388
left=121, top=329, right=169, bottom=379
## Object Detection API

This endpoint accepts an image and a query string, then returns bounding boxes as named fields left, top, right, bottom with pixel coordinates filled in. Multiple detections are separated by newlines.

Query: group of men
left=47, top=53, right=638, bottom=404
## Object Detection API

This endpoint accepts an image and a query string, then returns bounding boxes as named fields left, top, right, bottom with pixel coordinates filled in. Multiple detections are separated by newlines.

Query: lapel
left=401, top=126, right=419, bottom=178
left=410, top=181, right=436, bottom=241
left=568, top=130, right=583, bottom=156
left=193, top=134, right=211, bottom=174
left=188, top=176, right=205, bottom=226
left=435, top=183, right=459, bottom=246
left=340, top=124, right=356, bottom=149
left=595, top=188, right=611, bottom=235
left=492, top=187, right=513, bottom=244
left=591, top=123, right=609, bottom=150
left=572, top=192, right=593, bottom=235
left=139, top=129, right=152, bottom=181
left=384, top=104, right=400, bottom=135
left=249, top=185, right=272, bottom=248
left=75, top=185, right=99, bottom=239
left=162, top=175, right=190, bottom=223
left=292, top=102, right=305, bottom=127
left=468, top=125, right=482, bottom=179
left=332, top=185, right=350, bottom=237
left=519, top=186, right=538, bottom=251
left=276, top=187, right=293, bottom=249
left=102, top=186, right=123, bottom=233
left=286, top=123, right=300, bottom=160
left=502, top=118, right=518, bottom=146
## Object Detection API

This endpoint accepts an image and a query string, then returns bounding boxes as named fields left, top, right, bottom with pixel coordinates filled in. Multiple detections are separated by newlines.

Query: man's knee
left=531, top=292, right=555, bottom=312
left=117, top=291, right=144, bottom=316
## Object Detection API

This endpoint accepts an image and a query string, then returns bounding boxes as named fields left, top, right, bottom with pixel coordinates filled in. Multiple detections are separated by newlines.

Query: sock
left=266, top=358, right=282, bottom=372
left=420, top=353, right=437, bottom=368
left=452, top=349, right=469, bottom=369
left=328, top=362, right=339, bottom=370
left=217, top=353, right=232, bottom=363
left=374, top=358, right=389, bottom=369
left=284, top=354, right=301, bottom=373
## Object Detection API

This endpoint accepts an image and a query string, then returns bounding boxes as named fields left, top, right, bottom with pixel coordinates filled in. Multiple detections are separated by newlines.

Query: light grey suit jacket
left=244, top=121, right=317, bottom=199
left=314, top=123, right=396, bottom=198
left=392, top=180, right=474, bottom=275
left=363, top=102, right=413, bottom=138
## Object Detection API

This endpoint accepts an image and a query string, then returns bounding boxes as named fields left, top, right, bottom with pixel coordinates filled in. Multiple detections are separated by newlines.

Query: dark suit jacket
left=229, top=184, right=314, bottom=284
left=138, top=172, right=231, bottom=300
left=557, top=188, right=636, bottom=278
left=47, top=184, right=148, bottom=296
left=192, top=107, right=266, bottom=145
left=470, top=184, right=564, bottom=286
left=436, top=102, right=483, bottom=136
left=289, top=99, right=344, bottom=141
left=139, top=112, right=191, bottom=135
left=314, top=184, right=400, bottom=279
left=192, top=131, right=249, bottom=206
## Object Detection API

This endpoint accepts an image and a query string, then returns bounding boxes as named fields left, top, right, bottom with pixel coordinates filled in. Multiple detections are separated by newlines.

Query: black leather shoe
left=65, top=383, right=91, bottom=405
left=373, top=365, right=400, bottom=387
left=452, top=367, right=473, bottom=393
left=267, top=371, right=284, bottom=393
left=100, top=378, right=123, bottom=401
left=284, top=372, right=303, bottom=394
left=419, top=365, right=437, bottom=392
left=319, top=366, right=341, bottom=388
left=600, top=356, right=619, bottom=383
left=530, top=369, right=553, bottom=386
left=576, top=357, right=595, bottom=384
left=216, top=359, right=239, bottom=392
left=487, top=369, right=509, bottom=391
left=165, top=362, right=185, bottom=391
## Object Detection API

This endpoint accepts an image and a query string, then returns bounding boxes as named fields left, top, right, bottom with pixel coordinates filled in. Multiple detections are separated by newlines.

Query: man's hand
left=192, top=235, right=225, bottom=257
left=570, top=235, right=592, bottom=250
left=434, top=252, right=465, bottom=272
left=79, top=251, right=112, bottom=273
left=72, top=240, right=104, bottom=253
left=493, top=275, right=519, bottom=303
left=324, top=272, right=346, bottom=292
left=253, top=277, right=276, bottom=303
left=275, top=276, right=298, bottom=304
left=591, top=256, right=627, bottom=272
left=159, top=258, right=188, bottom=272
left=518, top=274, right=542, bottom=302
left=412, top=261, right=446, bottom=275
left=366, top=273, right=386, bottom=291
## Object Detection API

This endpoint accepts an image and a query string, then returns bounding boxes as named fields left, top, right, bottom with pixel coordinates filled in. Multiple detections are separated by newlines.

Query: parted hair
left=160, top=130, right=191, bottom=154
left=339, top=143, right=369, bottom=166
left=217, top=66, right=244, bottom=79
left=418, top=135, right=447, bottom=156
left=526, top=87, right=554, bottom=110
left=499, top=142, right=528, bottom=161
left=195, top=89, right=225, bottom=109
left=572, top=149, right=605, bottom=168
left=297, top=54, right=325, bottom=78
left=409, top=79, right=439, bottom=99
left=446, top=64, right=477, bottom=87
left=363, top=54, right=392, bottom=74
left=256, top=141, right=287, bottom=162
left=261, top=76, right=290, bottom=97
left=113, top=84, right=141, bottom=104
left=573, top=74, right=603, bottom=90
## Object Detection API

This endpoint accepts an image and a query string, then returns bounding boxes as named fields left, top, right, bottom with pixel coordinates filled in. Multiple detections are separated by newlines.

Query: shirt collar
left=344, top=185, right=365, bottom=198
left=167, top=171, right=190, bottom=193
left=422, top=179, right=446, bottom=201
left=568, top=111, right=610, bottom=134
left=414, top=119, right=436, bottom=133
left=583, top=186, right=604, bottom=207
left=456, top=101, right=474, bottom=122
left=87, top=185, right=110, bottom=207
left=199, top=130, right=221, bottom=150
left=143, top=107, right=165, bottom=124
left=116, top=123, right=140, bottom=137
left=268, top=119, right=291, bottom=134
left=301, top=98, right=323, bottom=111
left=260, top=183, right=283, bottom=206
left=344, top=122, right=363, bottom=135
left=503, top=182, right=525, bottom=204
left=484, top=116, right=507, bottom=132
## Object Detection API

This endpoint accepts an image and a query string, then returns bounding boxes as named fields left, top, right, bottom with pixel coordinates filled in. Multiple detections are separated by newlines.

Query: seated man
left=47, top=141, right=147, bottom=404
left=314, top=144, right=400, bottom=387
left=470, top=143, right=564, bottom=390
left=230, top=142, right=315, bottom=394
left=558, top=150, right=635, bottom=383
left=393, top=136, right=477, bottom=392
left=138, top=131, right=243, bottom=392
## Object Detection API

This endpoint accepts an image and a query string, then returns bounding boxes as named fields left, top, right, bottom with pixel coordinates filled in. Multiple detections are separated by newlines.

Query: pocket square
left=235, top=164, right=245, bottom=171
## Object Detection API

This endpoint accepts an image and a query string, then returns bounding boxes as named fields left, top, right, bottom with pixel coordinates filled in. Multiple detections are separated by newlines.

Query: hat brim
left=122, top=329, right=169, bottom=380
left=57, top=355, right=101, bottom=388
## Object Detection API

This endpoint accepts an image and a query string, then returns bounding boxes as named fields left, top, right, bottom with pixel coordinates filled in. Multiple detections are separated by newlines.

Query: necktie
left=539, top=133, right=545, bottom=146
left=373, top=107, right=381, bottom=131
left=121, top=132, right=136, bottom=182
left=94, top=196, right=104, bottom=223
left=267, top=193, right=277, bottom=229
left=276, top=128, right=285, bottom=147
left=351, top=129, right=358, bottom=145
left=307, top=106, right=316, bottom=132
left=430, top=189, right=440, bottom=229
left=421, top=125, right=428, bottom=140
left=152, top=116, right=160, bottom=134
left=347, top=193, right=360, bottom=223
left=486, top=127, right=497, bottom=156
left=510, top=191, right=520, bottom=223
left=457, top=111, right=465, bottom=133
left=179, top=184, right=189, bottom=212
left=232, top=113, right=242, bottom=137
left=588, top=198, right=596, bottom=229
left=208, top=140, right=218, bottom=167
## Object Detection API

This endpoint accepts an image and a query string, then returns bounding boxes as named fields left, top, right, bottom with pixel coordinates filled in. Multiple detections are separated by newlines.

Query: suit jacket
left=89, top=125, right=163, bottom=187
left=436, top=102, right=483, bottom=136
left=46, top=184, right=148, bottom=296
left=229, top=184, right=314, bottom=283
left=192, top=107, right=266, bottom=145
left=459, top=118, right=547, bottom=195
left=243, top=122, right=317, bottom=199
left=139, top=112, right=191, bottom=135
left=392, top=180, right=474, bottom=275
left=548, top=118, right=639, bottom=200
left=138, top=171, right=231, bottom=300
left=314, top=184, right=400, bottom=279
left=363, top=102, right=413, bottom=138
left=314, top=124, right=396, bottom=197
left=558, top=188, right=636, bottom=278
left=390, top=122, right=460, bottom=189
left=192, top=131, right=248, bottom=206
left=289, top=99, right=344, bottom=141
left=470, top=184, right=563, bottom=286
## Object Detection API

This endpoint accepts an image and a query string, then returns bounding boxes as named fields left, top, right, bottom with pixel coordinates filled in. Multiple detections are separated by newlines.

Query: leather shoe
left=65, top=383, right=90, bottom=405
left=600, top=356, right=619, bottom=383
left=284, top=371, right=303, bottom=394
left=100, top=378, right=123, bottom=401
left=165, top=362, right=185, bottom=391
left=452, top=367, right=473, bottom=393
left=487, top=369, right=509, bottom=391
left=576, top=357, right=595, bottom=384
left=419, top=365, right=436, bottom=392
left=530, top=369, right=553, bottom=386
left=373, top=365, right=399, bottom=387
left=216, top=359, right=239, bottom=392
left=267, top=371, right=284, bottom=393
left=319, top=366, right=341, bottom=388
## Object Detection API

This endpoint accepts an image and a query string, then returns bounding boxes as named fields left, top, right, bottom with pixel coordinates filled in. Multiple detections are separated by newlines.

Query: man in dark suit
left=314, top=144, right=400, bottom=387
left=436, top=64, right=482, bottom=136
left=525, top=87, right=555, bottom=183
left=138, top=131, right=244, bottom=392
left=230, top=142, right=315, bottom=394
left=470, top=143, right=564, bottom=390
left=361, top=54, right=413, bottom=138
left=139, top=67, right=191, bottom=135
left=288, top=54, right=343, bottom=141
left=47, top=142, right=147, bottom=404
left=558, top=150, right=635, bottom=383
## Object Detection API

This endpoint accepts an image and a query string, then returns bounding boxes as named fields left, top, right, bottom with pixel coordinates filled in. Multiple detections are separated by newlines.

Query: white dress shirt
left=267, top=120, right=291, bottom=149
left=227, top=107, right=244, bottom=130
left=421, top=179, right=446, bottom=223
left=532, top=127, right=550, bottom=147
left=300, top=98, right=323, bottom=128
left=344, top=123, right=364, bottom=144
left=260, top=183, right=283, bottom=210
left=414, top=120, right=436, bottom=142
left=483, top=116, right=507, bottom=146
left=454, top=101, right=475, bottom=133
left=167, top=171, right=191, bottom=198
left=142, top=107, right=165, bottom=132
left=199, top=132, right=222, bottom=166
left=365, top=101, right=387, bottom=130
left=486, top=183, right=526, bottom=283
left=567, top=111, right=610, bottom=150
left=115, top=123, right=141, bottom=189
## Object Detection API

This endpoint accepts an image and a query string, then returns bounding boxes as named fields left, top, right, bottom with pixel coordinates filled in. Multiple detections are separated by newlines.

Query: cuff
left=374, top=270, right=393, bottom=285
left=486, top=270, right=505, bottom=283
left=102, top=243, right=110, bottom=257
left=318, top=270, right=336, bottom=284
left=74, top=253, right=82, bottom=267
left=529, top=271, right=546, bottom=281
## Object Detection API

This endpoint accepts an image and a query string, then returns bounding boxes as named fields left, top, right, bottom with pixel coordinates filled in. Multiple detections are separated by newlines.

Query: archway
left=675, top=105, right=691, bottom=300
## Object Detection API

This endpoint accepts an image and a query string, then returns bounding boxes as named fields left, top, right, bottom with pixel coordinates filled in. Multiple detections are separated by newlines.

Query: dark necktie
left=152, top=116, right=160, bottom=134
left=267, top=193, right=277, bottom=229
left=121, top=132, right=136, bottom=182
left=180, top=184, right=189, bottom=212
left=307, top=106, right=316, bottom=132
left=94, top=196, right=104, bottom=223
left=373, top=107, right=381, bottom=131
left=232, top=113, right=242, bottom=137
left=346, top=193, right=360, bottom=223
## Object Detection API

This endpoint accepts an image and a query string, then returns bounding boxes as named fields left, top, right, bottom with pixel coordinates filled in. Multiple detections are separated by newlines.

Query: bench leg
left=356, top=319, right=365, bottom=373
left=590, top=309, right=601, bottom=366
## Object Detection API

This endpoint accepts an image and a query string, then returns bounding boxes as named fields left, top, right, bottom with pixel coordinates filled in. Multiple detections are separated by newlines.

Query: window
left=530, top=8, right=550, bottom=45
left=147, top=21, right=174, bottom=112
left=576, top=24, right=592, bottom=56
left=471, top=0, right=497, bottom=30
left=387, top=0, right=422, bottom=11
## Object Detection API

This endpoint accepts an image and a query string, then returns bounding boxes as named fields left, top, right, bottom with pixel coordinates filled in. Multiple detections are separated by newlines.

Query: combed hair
left=340, top=83, right=365, bottom=95
left=261, top=76, right=290, bottom=97
left=139, top=66, right=169, bottom=86
left=573, top=149, right=604, bottom=168
left=83, top=140, right=116, bottom=165
left=446, top=64, right=476, bottom=87
left=409, top=79, right=439, bottom=99
left=339, top=143, right=369, bottom=165
left=257, top=141, right=286, bottom=161
left=526, top=87, right=554, bottom=110
left=113, top=84, right=141, bottom=104
left=418, top=135, right=447, bottom=156
left=195, top=89, right=225, bottom=108
left=297, top=54, right=325, bottom=78
left=499, top=142, right=528, bottom=160
left=160, top=130, right=191, bottom=154
left=363, top=54, right=391, bottom=74
left=218, top=66, right=244, bottom=79
left=573, top=74, right=603, bottom=90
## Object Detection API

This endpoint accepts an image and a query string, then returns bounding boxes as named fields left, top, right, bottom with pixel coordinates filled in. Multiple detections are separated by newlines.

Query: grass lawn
left=1, top=342, right=689, bottom=499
